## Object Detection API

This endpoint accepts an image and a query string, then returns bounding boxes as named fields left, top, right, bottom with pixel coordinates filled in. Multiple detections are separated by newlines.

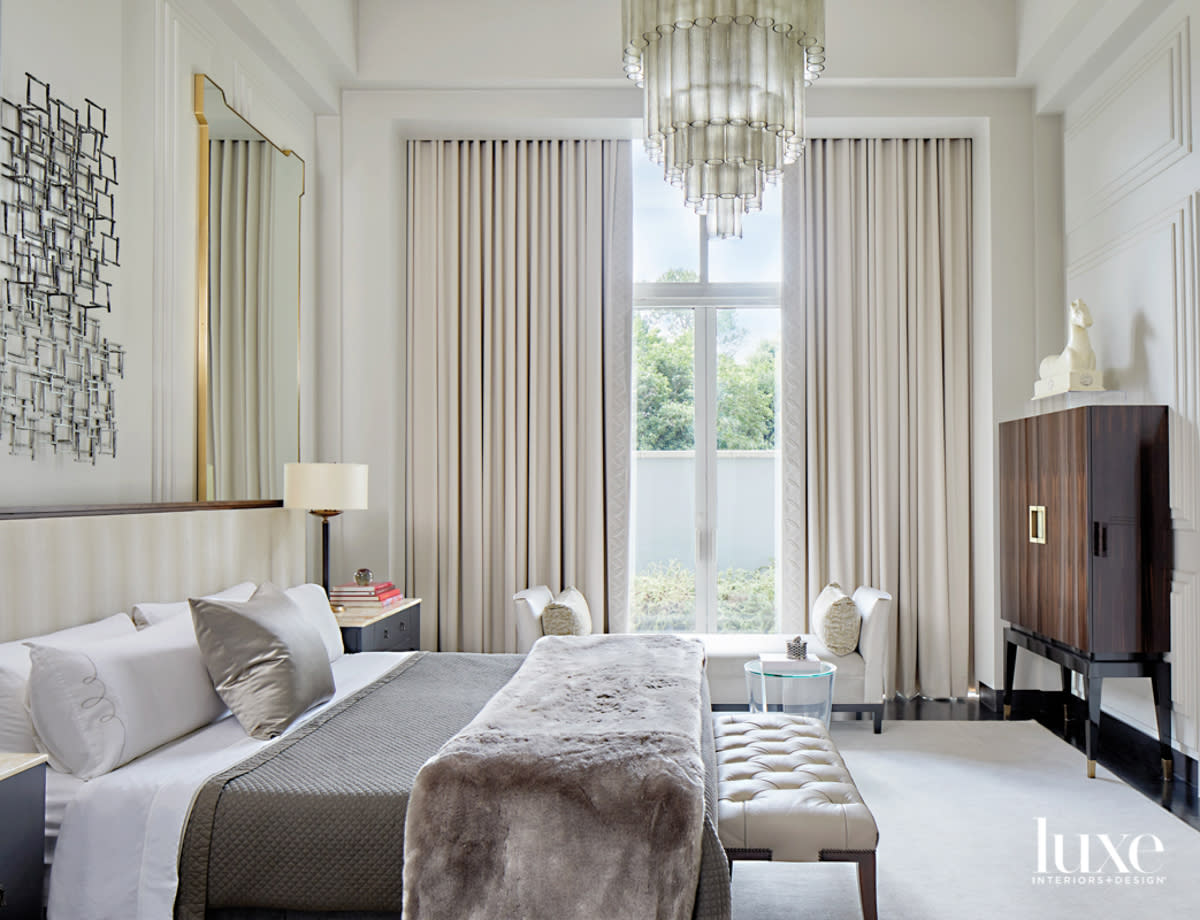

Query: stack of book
left=758, top=652, right=824, bottom=674
left=329, top=580, right=405, bottom=613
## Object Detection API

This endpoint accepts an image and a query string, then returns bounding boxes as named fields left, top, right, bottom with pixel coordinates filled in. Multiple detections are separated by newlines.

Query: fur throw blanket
left=403, top=634, right=708, bottom=920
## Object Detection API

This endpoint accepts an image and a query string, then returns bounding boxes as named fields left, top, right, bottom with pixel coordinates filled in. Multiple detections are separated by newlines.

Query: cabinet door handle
left=1101, top=524, right=1108, bottom=557
left=1029, top=505, right=1046, bottom=544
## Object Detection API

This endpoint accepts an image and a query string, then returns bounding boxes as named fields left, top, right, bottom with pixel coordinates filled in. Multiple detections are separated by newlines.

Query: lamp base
left=309, top=509, right=344, bottom=595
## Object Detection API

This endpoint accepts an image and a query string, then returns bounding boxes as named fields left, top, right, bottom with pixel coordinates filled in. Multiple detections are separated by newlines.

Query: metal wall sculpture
left=0, top=73, right=124, bottom=462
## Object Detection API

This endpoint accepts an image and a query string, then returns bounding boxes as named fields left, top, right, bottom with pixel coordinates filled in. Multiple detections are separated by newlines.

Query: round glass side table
left=744, top=660, right=838, bottom=726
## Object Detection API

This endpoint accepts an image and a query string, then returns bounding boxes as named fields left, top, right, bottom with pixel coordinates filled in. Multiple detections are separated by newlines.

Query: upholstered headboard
left=0, top=505, right=304, bottom=643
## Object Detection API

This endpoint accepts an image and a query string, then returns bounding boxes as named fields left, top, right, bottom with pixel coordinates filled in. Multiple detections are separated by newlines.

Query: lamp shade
left=284, top=463, right=368, bottom=512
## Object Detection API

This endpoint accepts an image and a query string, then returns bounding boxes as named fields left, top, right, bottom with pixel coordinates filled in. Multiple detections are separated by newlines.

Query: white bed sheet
left=47, top=651, right=413, bottom=920
left=44, top=768, right=84, bottom=866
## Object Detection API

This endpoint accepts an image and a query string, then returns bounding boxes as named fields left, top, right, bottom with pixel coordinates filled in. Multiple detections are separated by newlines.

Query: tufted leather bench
left=714, top=712, right=879, bottom=920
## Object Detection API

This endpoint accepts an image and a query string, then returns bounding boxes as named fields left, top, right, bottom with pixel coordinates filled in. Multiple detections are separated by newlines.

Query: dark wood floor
left=864, top=693, right=1200, bottom=832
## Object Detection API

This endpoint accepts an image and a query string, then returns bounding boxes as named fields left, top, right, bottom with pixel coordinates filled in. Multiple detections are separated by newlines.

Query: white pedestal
left=1022, top=389, right=1129, bottom=417
left=1033, top=369, right=1106, bottom=400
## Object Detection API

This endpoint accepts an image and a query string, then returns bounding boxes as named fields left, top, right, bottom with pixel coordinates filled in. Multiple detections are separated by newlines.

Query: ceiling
left=217, top=0, right=1174, bottom=115
left=352, top=0, right=1020, bottom=88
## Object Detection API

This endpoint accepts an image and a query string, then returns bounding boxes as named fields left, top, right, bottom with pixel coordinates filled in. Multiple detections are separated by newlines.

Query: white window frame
left=633, top=225, right=782, bottom=633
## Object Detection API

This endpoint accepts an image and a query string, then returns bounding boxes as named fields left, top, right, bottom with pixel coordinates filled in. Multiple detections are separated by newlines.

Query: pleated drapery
left=405, top=139, right=633, bottom=653
left=781, top=138, right=973, bottom=699
left=208, top=139, right=277, bottom=501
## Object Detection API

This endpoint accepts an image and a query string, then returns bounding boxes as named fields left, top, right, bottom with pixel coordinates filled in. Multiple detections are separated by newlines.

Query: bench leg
left=820, top=849, right=878, bottom=920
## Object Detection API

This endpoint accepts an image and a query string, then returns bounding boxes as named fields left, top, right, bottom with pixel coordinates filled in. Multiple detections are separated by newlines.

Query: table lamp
left=284, top=462, right=368, bottom=594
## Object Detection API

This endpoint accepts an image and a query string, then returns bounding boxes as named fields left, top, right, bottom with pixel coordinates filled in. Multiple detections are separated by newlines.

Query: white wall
left=296, top=0, right=356, bottom=76
left=1016, top=0, right=1085, bottom=74
left=823, top=0, right=1017, bottom=80
left=356, top=0, right=622, bottom=87
left=0, top=0, right=327, bottom=522
left=1049, top=0, right=1200, bottom=756
left=354, top=0, right=1019, bottom=87
left=0, top=0, right=143, bottom=505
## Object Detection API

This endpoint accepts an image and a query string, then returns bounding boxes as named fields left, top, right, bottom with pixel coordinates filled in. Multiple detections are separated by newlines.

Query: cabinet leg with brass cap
left=1001, top=638, right=1017, bottom=722
left=1003, top=626, right=1174, bottom=781
left=1085, top=674, right=1102, bottom=779
left=1152, top=662, right=1175, bottom=783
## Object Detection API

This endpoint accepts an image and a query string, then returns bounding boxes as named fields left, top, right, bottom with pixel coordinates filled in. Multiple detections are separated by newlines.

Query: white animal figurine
left=1033, top=298, right=1106, bottom=399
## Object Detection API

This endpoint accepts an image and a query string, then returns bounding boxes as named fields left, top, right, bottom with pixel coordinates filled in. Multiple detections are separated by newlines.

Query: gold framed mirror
left=194, top=74, right=304, bottom=501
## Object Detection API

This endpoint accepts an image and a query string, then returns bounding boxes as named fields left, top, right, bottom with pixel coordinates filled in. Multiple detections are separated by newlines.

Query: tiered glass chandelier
left=622, top=1, right=826, bottom=239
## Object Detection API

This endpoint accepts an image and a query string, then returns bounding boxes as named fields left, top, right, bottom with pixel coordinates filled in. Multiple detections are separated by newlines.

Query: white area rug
left=731, top=720, right=1200, bottom=920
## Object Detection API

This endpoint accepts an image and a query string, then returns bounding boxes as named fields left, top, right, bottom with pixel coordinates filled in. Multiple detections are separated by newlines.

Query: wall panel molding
left=1067, top=197, right=1197, bottom=530
left=1064, top=18, right=1191, bottom=231
left=151, top=0, right=185, bottom=500
left=1174, top=194, right=1200, bottom=531
left=1171, top=569, right=1198, bottom=755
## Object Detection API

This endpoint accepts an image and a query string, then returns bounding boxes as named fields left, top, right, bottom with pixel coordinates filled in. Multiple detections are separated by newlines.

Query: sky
left=631, top=149, right=783, bottom=286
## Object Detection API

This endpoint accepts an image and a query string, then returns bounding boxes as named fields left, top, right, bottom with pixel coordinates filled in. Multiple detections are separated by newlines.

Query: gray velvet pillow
left=189, top=582, right=334, bottom=740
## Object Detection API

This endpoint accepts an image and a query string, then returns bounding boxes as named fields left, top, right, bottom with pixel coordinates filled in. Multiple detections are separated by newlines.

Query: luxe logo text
left=1031, top=817, right=1166, bottom=886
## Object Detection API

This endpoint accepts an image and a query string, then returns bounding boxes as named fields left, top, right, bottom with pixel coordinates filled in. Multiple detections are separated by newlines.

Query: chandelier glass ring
left=622, top=1, right=825, bottom=238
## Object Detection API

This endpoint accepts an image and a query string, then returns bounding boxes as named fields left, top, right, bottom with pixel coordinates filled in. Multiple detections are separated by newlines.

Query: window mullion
left=694, top=306, right=719, bottom=633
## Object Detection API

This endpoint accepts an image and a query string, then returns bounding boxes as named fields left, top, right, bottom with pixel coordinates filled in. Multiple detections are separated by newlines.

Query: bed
left=1, top=506, right=729, bottom=920
left=49, top=651, right=422, bottom=919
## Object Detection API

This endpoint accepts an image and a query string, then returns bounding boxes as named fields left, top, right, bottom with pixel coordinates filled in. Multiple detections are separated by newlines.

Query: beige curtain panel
left=781, top=138, right=973, bottom=699
left=405, top=139, right=633, bottom=653
left=208, top=139, right=277, bottom=501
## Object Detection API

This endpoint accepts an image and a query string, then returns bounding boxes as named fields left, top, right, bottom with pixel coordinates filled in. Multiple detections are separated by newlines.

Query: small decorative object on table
left=787, top=636, right=808, bottom=660
left=354, top=568, right=373, bottom=586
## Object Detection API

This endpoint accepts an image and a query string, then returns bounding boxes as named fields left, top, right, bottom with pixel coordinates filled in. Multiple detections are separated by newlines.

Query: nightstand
left=0, top=754, right=47, bottom=920
left=335, top=598, right=421, bottom=653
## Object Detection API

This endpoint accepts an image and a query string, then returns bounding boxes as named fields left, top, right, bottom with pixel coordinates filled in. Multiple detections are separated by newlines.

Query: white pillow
left=25, top=615, right=226, bottom=779
left=0, top=613, right=135, bottom=753
left=131, top=581, right=257, bottom=628
left=284, top=584, right=345, bottom=662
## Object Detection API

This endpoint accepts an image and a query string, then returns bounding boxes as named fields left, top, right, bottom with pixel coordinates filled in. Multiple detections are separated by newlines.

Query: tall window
left=630, top=155, right=782, bottom=634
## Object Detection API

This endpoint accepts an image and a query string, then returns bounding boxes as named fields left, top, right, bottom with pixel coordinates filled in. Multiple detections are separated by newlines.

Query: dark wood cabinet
left=999, top=405, right=1172, bottom=777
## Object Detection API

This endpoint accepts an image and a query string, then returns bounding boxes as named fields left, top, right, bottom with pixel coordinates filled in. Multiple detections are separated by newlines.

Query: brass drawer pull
left=1029, top=505, right=1046, bottom=544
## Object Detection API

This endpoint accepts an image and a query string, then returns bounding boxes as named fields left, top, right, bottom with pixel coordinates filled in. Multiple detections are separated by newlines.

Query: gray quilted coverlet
left=176, top=651, right=729, bottom=920
left=176, top=653, right=523, bottom=918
